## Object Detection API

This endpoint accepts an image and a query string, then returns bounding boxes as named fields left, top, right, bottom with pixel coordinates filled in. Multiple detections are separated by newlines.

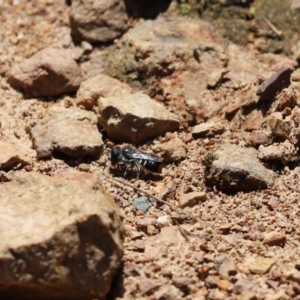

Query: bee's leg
left=134, top=161, right=141, bottom=179
left=123, top=163, right=133, bottom=178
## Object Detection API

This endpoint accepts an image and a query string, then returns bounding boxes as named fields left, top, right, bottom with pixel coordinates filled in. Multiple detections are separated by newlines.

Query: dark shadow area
left=124, top=0, right=172, bottom=19
left=106, top=262, right=125, bottom=300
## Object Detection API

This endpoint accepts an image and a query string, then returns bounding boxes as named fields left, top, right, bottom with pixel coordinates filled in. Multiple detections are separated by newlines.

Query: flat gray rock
left=7, top=48, right=83, bottom=98
left=0, top=172, right=124, bottom=300
left=98, top=93, right=180, bottom=143
left=31, top=106, right=103, bottom=159
left=203, top=144, right=276, bottom=192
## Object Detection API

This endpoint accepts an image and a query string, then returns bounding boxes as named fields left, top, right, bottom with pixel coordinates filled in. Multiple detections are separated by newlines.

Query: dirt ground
left=2, top=0, right=300, bottom=299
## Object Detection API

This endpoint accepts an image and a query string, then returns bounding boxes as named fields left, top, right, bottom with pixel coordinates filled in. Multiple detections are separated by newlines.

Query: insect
left=108, top=146, right=163, bottom=179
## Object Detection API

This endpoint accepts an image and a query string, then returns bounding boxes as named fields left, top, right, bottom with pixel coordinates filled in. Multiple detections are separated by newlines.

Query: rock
left=178, top=191, right=207, bottom=208
left=7, top=48, right=83, bottom=98
left=97, top=93, right=180, bottom=144
left=0, top=172, right=124, bottom=300
left=263, top=231, right=286, bottom=246
left=152, top=138, right=187, bottom=163
left=265, top=114, right=292, bottom=139
left=233, top=279, right=255, bottom=294
left=103, top=17, right=227, bottom=121
left=138, top=278, right=158, bottom=295
left=0, top=140, right=29, bottom=170
left=291, top=0, right=300, bottom=10
left=157, top=215, right=171, bottom=228
left=223, top=233, right=243, bottom=246
left=76, top=75, right=132, bottom=109
left=153, top=284, right=183, bottom=300
left=31, top=106, right=103, bottom=159
left=237, top=291, right=258, bottom=300
left=256, top=67, right=293, bottom=102
left=132, top=196, right=154, bottom=213
left=218, top=259, right=237, bottom=280
left=242, top=110, right=263, bottom=131
left=69, top=0, right=128, bottom=43
left=218, top=279, right=231, bottom=291
left=245, top=130, right=273, bottom=147
left=144, top=226, right=186, bottom=259
left=258, top=141, right=298, bottom=164
left=205, top=275, right=220, bottom=289
left=249, top=257, right=278, bottom=274
left=192, top=122, right=226, bottom=138
left=136, top=217, right=157, bottom=230
left=172, top=276, right=192, bottom=291
left=203, top=144, right=276, bottom=192
left=207, top=289, right=226, bottom=300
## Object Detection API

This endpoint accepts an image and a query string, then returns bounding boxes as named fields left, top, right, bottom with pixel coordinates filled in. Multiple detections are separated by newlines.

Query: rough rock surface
left=203, top=144, right=276, bottom=192
left=178, top=191, right=207, bottom=208
left=7, top=48, right=83, bottom=98
left=152, top=137, right=187, bottom=163
left=76, top=75, right=132, bottom=109
left=258, top=141, right=298, bottom=164
left=69, top=0, right=129, bottom=43
left=0, top=140, right=29, bottom=170
left=31, top=106, right=103, bottom=158
left=192, top=121, right=226, bottom=138
left=0, top=172, right=124, bottom=300
left=103, top=17, right=228, bottom=121
left=98, top=93, right=180, bottom=143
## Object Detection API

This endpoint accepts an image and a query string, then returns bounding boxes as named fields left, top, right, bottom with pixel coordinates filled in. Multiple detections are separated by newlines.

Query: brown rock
left=192, top=122, right=226, bottom=138
left=237, top=291, right=258, bottom=300
left=98, top=93, right=180, bottom=144
left=76, top=75, right=132, bottom=109
left=256, top=67, right=292, bottom=101
left=178, top=191, right=207, bottom=208
left=263, top=231, right=286, bottom=246
left=207, top=289, right=226, bottom=300
left=0, top=172, right=124, bottom=300
left=152, top=138, right=187, bottom=163
left=69, top=0, right=128, bottom=43
left=172, top=276, right=192, bottom=291
left=249, top=257, right=278, bottom=274
left=218, top=259, right=237, bottom=280
left=245, top=130, right=273, bottom=147
left=233, top=279, right=255, bottom=294
left=223, top=233, right=243, bottom=246
left=0, top=140, right=29, bottom=170
left=7, top=48, right=83, bottom=98
left=204, top=144, right=276, bottom=192
left=138, top=278, right=158, bottom=295
left=205, top=275, right=219, bottom=288
left=218, top=279, right=231, bottom=291
left=242, top=109, right=263, bottom=131
left=258, top=140, right=298, bottom=164
left=31, top=106, right=103, bottom=159
left=265, top=114, right=292, bottom=139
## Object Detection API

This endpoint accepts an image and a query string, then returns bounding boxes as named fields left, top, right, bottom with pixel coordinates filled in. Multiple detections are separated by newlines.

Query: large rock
left=0, top=140, right=29, bottom=170
left=103, top=17, right=227, bottom=121
left=31, top=106, right=103, bottom=159
left=98, top=93, right=180, bottom=143
left=203, top=144, right=276, bottom=192
left=76, top=75, right=132, bottom=109
left=7, top=48, right=83, bottom=98
left=69, top=0, right=129, bottom=43
left=0, top=172, right=124, bottom=300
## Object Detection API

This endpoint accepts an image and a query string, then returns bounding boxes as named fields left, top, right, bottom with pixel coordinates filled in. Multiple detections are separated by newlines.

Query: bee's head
left=109, top=146, right=121, bottom=165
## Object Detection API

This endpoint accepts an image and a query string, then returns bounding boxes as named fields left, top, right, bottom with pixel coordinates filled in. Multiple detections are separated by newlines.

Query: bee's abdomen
left=142, top=160, right=163, bottom=173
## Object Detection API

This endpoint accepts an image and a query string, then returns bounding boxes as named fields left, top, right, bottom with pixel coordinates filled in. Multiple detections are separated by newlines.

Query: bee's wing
left=129, top=151, right=163, bottom=162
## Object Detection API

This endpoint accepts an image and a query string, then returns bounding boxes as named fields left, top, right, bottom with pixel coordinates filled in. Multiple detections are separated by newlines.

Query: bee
left=108, top=146, right=163, bottom=179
